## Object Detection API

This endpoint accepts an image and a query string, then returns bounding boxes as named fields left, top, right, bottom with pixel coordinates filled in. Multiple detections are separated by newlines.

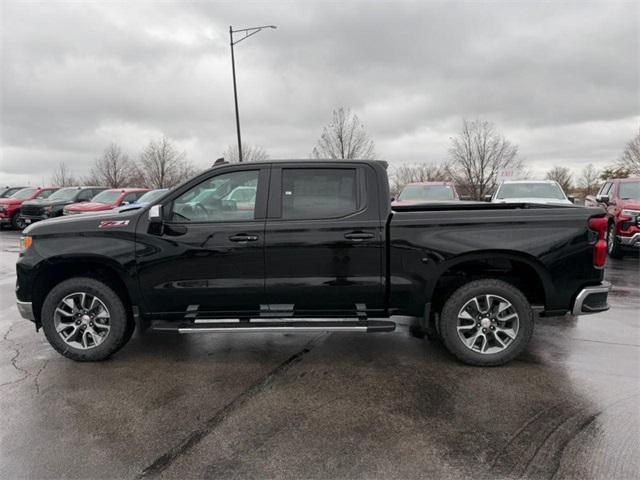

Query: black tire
left=607, top=223, right=624, bottom=259
left=439, top=279, right=534, bottom=366
left=11, top=213, right=25, bottom=230
left=41, top=277, right=131, bottom=361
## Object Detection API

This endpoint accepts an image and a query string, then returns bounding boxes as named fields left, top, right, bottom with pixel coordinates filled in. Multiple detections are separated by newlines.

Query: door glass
left=78, top=190, right=93, bottom=201
left=171, top=170, right=259, bottom=222
left=281, top=168, right=359, bottom=220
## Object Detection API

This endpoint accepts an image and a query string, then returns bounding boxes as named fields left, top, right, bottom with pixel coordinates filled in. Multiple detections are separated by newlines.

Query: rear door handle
left=344, top=232, right=375, bottom=241
left=229, top=234, right=259, bottom=242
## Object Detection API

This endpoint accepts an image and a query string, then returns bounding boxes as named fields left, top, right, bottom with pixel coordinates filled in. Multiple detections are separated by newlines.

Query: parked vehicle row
left=0, top=187, right=59, bottom=229
left=0, top=185, right=171, bottom=230
left=392, top=180, right=574, bottom=207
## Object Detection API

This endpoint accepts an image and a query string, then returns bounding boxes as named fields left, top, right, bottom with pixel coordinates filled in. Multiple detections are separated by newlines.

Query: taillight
left=588, top=217, right=608, bottom=269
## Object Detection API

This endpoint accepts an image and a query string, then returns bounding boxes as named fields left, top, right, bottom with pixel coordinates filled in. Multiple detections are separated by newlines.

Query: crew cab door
left=263, top=163, right=384, bottom=315
left=135, top=165, right=269, bottom=319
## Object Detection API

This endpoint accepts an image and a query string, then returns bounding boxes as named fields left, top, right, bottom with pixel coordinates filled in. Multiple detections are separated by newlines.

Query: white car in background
left=489, top=180, right=574, bottom=205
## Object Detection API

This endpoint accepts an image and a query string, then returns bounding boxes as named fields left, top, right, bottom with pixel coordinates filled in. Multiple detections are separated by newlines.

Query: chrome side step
left=150, top=320, right=396, bottom=333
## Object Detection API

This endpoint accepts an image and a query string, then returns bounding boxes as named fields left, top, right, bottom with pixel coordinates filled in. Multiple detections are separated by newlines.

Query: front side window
left=10, top=188, right=37, bottom=200
left=49, top=188, right=79, bottom=201
left=36, top=189, right=56, bottom=199
left=599, top=183, right=612, bottom=197
left=171, top=170, right=259, bottom=222
left=77, top=189, right=94, bottom=201
left=92, top=190, right=122, bottom=204
left=122, top=192, right=143, bottom=204
left=281, top=168, right=359, bottom=220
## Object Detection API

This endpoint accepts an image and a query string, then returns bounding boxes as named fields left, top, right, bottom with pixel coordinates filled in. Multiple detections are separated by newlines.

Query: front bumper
left=572, top=281, right=611, bottom=316
left=618, top=233, right=640, bottom=247
left=17, top=300, right=35, bottom=322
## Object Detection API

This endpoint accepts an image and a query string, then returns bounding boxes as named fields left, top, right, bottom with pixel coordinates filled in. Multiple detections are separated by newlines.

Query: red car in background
left=392, top=181, right=460, bottom=207
left=585, top=177, right=640, bottom=258
left=0, top=187, right=59, bottom=230
left=63, top=188, right=150, bottom=215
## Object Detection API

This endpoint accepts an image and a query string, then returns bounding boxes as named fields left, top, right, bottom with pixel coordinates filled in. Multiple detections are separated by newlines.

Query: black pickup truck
left=16, top=160, right=610, bottom=366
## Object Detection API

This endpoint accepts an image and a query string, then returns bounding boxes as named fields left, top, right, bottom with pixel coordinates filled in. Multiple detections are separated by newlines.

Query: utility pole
left=229, top=24, right=277, bottom=162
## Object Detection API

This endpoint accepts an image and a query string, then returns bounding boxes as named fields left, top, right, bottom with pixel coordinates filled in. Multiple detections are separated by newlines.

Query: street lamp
left=229, top=24, right=277, bottom=162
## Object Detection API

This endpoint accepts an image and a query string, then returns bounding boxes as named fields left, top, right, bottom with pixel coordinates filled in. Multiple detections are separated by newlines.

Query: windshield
left=496, top=183, right=565, bottom=200
left=619, top=181, right=640, bottom=200
left=399, top=184, right=455, bottom=201
left=136, top=189, right=168, bottom=204
left=47, top=188, right=79, bottom=201
left=91, top=190, right=122, bottom=204
left=1, top=187, right=24, bottom=198
left=10, top=188, right=37, bottom=200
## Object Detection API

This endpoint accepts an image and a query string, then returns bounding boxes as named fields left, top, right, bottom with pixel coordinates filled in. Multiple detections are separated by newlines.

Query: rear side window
left=281, top=168, right=359, bottom=220
left=123, top=192, right=143, bottom=204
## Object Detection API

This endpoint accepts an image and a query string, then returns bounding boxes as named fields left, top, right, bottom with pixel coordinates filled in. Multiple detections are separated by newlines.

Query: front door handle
left=229, top=234, right=259, bottom=242
left=344, top=232, right=374, bottom=241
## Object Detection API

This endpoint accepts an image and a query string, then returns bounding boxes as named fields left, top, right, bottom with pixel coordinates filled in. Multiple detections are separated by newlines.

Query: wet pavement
left=0, top=230, right=638, bottom=479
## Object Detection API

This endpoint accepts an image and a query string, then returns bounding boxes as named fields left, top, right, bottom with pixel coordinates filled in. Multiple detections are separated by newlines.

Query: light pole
left=229, top=24, right=277, bottom=162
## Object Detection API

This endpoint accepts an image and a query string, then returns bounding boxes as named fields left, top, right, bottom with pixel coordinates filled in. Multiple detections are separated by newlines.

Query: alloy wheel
left=53, top=292, right=111, bottom=350
left=456, top=294, right=519, bottom=354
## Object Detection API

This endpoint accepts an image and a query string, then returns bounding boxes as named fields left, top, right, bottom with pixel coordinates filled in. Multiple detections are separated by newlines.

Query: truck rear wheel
left=439, top=279, right=533, bottom=366
left=41, top=277, right=131, bottom=361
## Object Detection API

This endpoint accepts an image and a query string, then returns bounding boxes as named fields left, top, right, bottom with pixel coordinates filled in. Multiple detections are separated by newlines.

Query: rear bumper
left=618, top=233, right=640, bottom=247
left=17, top=300, right=35, bottom=322
left=572, top=281, right=611, bottom=316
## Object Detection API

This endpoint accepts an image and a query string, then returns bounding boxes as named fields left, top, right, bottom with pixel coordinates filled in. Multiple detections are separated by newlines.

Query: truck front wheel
left=439, top=279, right=534, bottom=366
left=41, top=277, right=131, bottom=361
left=607, top=223, right=624, bottom=259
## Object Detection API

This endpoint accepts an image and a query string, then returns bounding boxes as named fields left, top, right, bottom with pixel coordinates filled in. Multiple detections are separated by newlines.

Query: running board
left=150, top=320, right=396, bottom=333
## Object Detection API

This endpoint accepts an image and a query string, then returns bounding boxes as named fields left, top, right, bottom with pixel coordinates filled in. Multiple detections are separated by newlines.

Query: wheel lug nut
left=482, top=328, right=487, bottom=333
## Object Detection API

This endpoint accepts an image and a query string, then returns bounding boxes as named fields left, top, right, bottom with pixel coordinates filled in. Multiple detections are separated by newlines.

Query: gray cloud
left=1, top=0, right=638, bottom=185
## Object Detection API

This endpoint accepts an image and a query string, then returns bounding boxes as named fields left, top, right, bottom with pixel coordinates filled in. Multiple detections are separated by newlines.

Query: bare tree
left=617, top=127, right=640, bottom=175
left=89, top=143, right=136, bottom=188
left=223, top=143, right=269, bottom=163
left=50, top=162, right=77, bottom=187
left=138, top=136, right=197, bottom=189
left=446, top=118, right=521, bottom=200
left=577, top=163, right=600, bottom=196
left=600, top=165, right=630, bottom=181
left=312, top=108, right=376, bottom=160
left=389, top=163, right=449, bottom=197
left=545, top=166, right=573, bottom=192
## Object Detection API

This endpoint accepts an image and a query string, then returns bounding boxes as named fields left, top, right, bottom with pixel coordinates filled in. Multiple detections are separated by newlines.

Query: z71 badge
left=99, top=220, right=130, bottom=228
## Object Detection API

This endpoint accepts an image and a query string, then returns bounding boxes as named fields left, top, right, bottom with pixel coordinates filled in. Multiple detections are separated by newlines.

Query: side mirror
left=597, top=195, right=609, bottom=204
left=149, top=204, right=163, bottom=223
left=390, top=197, right=396, bottom=203
left=484, top=194, right=493, bottom=202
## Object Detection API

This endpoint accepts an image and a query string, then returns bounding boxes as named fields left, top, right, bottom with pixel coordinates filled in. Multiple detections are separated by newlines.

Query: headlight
left=45, top=206, right=54, bottom=213
left=19, top=236, right=32, bottom=254
left=0, top=206, right=5, bottom=212
left=621, top=210, right=639, bottom=217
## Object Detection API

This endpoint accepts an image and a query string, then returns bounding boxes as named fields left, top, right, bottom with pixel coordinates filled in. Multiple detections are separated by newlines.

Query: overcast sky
left=1, top=0, right=638, bottom=185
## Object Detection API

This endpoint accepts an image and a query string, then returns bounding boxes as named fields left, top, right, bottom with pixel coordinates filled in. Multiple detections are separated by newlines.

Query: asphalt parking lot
left=0, top=230, right=638, bottom=480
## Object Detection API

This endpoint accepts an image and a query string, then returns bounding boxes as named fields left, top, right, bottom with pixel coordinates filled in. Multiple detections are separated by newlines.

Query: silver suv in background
left=488, top=180, right=573, bottom=205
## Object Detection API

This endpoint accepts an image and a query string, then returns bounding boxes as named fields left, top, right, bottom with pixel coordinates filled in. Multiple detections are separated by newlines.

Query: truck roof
left=211, top=159, right=388, bottom=169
